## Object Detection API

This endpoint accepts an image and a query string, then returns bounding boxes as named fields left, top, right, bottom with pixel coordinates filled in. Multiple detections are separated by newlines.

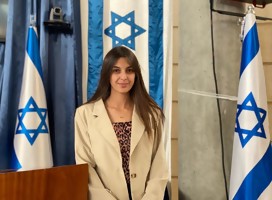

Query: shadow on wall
left=179, top=190, right=192, bottom=200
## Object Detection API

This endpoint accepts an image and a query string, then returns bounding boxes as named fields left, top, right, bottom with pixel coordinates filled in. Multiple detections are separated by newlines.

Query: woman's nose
left=120, top=71, right=128, bottom=79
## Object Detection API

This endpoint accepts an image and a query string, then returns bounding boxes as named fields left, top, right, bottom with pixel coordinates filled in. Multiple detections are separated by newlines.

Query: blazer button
left=131, top=173, right=137, bottom=178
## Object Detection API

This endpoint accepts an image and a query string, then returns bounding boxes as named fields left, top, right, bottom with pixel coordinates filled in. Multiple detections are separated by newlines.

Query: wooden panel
left=0, top=164, right=88, bottom=200
left=171, top=139, right=178, bottom=177
left=173, top=27, right=179, bottom=64
left=171, top=177, right=178, bottom=200
left=172, top=0, right=179, bottom=196
left=173, top=0, right=179, bottom=27
left=172, top=64, right=179, bottom=102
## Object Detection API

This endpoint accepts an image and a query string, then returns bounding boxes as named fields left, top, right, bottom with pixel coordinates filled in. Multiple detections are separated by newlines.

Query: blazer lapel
left=92, top=99, right=121, bottom=156
left=130, top=108, right=145, bottom=155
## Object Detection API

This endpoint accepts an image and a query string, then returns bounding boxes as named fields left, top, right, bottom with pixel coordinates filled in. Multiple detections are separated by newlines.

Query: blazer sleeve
left=141, top=119, right=169, bottom=200
left=74, top=107, right=117, bottom=200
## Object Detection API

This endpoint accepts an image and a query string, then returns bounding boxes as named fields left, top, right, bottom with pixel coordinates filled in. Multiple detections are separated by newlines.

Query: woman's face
left=109, top=57, right=135, bottom=95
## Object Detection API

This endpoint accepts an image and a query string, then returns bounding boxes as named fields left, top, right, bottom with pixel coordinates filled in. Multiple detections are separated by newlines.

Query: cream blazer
left=74, top=99, right=169, bottom=200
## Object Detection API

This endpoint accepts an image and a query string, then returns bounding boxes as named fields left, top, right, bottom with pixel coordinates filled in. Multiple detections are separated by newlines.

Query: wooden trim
left=263, top=62, right=272, bottom=65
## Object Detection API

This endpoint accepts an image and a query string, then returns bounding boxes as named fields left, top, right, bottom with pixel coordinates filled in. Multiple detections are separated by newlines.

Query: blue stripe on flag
left=233, top=145, right=272, bottom=200
left=240, top=23, right=259, bottom=77
left=87, top=0, right=104, bottom=99
left=148, top=0, right=163, bottom=108
left=27, top=27, right=43, bottom=80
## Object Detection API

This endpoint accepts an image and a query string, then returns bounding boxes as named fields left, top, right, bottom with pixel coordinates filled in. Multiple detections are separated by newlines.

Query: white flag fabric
left=80, top=0, right=172, bottom=181
left=11, top=26, right=53, bottom=171
left=229, top=10, right=272, bottom=200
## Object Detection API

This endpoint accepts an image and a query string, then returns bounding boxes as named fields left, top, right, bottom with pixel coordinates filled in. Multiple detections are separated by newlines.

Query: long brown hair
left=89, top=46, right=164, bottom=141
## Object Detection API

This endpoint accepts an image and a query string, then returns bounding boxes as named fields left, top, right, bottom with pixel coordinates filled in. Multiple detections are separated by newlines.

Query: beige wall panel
left=264, top=64, right=272, bottom=140
left=264, top=64, right=272, bottom=99
left=256, top=4, right=272, bottom=141
left=255, top=4, right=272, bottom=18
left=258, top=22, right=272, bottom=63
left=268, top=103, right=272, bottom=138
left=179, top=0, right=244, bottom=199
left=270, top=104, right=272, bottom=138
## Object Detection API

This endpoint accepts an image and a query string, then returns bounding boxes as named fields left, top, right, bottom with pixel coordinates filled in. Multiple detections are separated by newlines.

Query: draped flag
left=81, top=0, right=172, bottom=183
left=11, top=26, right=53, bottom=171
left=229, top=6, right=272, bottom=200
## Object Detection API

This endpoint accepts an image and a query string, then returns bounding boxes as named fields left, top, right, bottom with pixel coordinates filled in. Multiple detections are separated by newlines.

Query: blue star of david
left=104, top=11, right=146, bottom=50
left=235, top=92, right=267, bottom=148
left=16, top=96, right=49, bottom=145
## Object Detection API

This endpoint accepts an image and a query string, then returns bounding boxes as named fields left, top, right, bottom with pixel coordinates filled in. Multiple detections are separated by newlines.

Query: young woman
left=74, top=46, right=168, bottom=200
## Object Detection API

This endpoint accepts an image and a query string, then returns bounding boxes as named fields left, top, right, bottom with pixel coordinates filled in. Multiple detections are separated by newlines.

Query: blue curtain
left=0, top=0, right=82, bottom=169
left=0, top=43, right=5, bottom=104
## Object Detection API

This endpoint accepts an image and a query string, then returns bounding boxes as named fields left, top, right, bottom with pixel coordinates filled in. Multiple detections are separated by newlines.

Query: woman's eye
left=127, top=68, right=134, bottom=73
left=112, top=68, right=120, bottom=73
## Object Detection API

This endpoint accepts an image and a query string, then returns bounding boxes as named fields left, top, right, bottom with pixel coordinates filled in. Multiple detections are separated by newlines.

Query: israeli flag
left=80, top=0, right=172, bottom=179
left=11, top=26, right=53, bottom=171
left=229, top=8, right=272, bottom=200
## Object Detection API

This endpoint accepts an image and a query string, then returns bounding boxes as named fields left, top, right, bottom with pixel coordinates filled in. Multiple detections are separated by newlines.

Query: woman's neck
left=106, top=94, right=133, bottom=109
left=105, top=94, right=134, bottom=122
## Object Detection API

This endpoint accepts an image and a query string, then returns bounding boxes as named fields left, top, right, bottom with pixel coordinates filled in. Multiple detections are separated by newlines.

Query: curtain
left=0, top=0, right=82, bottom=169
left=0, top=43, right=5, bottom=105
